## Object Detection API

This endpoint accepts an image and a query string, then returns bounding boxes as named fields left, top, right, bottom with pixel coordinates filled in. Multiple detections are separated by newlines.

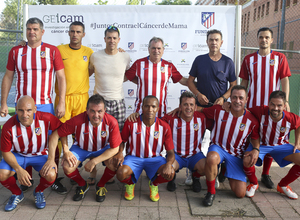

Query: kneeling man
left=162, top=91, right=207, bottom=192
left=50, top=94, right=121, bottom=202
left=116, top=95, right=175, bottom=202
left=0, top=96, right=61, bottom=211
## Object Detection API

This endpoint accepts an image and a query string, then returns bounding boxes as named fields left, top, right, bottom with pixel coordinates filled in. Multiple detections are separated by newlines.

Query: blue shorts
left=246, top=143, right=300, bottom=167
left=123, top=155, right=166, bottom=183
left=175, top=152, right=205, bottom=172
left=0, top=152, right=48, bottom=172
left=208, top=145, right=247, bottom=182
left=36, top=103, right=55, bottom=115
left=70, top=144, right=110, bottom=162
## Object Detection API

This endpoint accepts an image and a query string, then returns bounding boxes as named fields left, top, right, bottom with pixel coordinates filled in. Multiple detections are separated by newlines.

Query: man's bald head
left=16, top=96, right=36, bottom=127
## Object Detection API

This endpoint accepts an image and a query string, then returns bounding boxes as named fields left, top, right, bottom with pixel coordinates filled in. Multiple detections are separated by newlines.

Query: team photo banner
left=28, top=5, right=236, bottom=115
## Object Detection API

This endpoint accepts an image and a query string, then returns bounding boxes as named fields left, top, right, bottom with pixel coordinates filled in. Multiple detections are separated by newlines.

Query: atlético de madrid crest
left=154, top=131, right=160, bottom=139
left=35, top=127, right=42, bottom=135
left=239, top=123, right=246, bottom=131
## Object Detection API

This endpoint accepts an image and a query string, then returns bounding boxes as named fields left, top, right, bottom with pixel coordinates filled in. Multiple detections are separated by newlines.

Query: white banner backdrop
left=28, top=5, right=236, bottom=116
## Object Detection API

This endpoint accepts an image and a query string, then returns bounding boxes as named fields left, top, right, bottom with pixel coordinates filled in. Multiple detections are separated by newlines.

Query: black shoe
left=73, top=182, right=90, bottom=201
left=203, top=192, right=215, bottom=207
left=261, top=174, right=274, bottom=189
left=51, top=177, right=67, bottom=194
left=70, top=179, right=77, bottom=185
left=218, top=162, right=226, bottom=183
left=192, top=176, right=201, bottom=192
left=167, top=174, right=176, bottom=192
left=20, top=179, right=34, bottom=192
left=96, top=186, right=107, bottom=202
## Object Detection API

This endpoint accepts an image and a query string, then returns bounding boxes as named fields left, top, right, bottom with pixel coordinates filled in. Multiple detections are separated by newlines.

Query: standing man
left=116, top=96, right=175, bottom=202
left=0, top=96, right=61, bottom=211
left=239, top=27, right=291, bottom=189
left=162, top=92, right=207, bottom=193
left=202, top=85, right=260, bottom=206
left=0, top=17, right=66, bottom=193
left=55, top=21, right=94, bottom=188
left=243, top=91, right=300, bottom=200
left=89, top=25, right=130, bottom=131
left=50, top=94, right=121, bottom=202
left=125, top=36, right=188, bottom=118
left=187, top=29, right=237, bottom=108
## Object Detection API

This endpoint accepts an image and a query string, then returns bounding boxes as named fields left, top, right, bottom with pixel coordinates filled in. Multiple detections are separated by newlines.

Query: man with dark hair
left=243, top=91, right=300, bottom=199
left=187, top=29, right=236, bottom=108
left=161, top=91, right=207, bottom=192
left=89, top=25, right=130, bottom=131
left=116, top=95, right=175, bottom=202
left=0, top=96, right=62, bottom=211
left=49, top=94, right=122, bottom=202
left=0, top=17, right=66, bottom=193
left=125, top=36, right=188, bottom=118
left=202, top=85, right=260, bottom=206
left=239, top=26, right=291, bottom=189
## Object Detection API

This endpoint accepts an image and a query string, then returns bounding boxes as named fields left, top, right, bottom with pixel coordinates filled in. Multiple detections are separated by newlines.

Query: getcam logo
left=202, top=12, right=215, bottom=29
left=43, top=13, right=84, bottom=23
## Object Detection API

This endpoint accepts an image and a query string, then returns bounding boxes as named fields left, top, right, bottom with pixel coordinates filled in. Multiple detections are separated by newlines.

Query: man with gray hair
left=0, top=17, right=66, bottom=193
left=125, top=36, right=188, bottom=118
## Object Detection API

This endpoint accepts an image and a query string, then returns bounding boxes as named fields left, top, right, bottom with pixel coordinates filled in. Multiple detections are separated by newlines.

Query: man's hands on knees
left=243, top=149, right=259, bottom=167
left=161, top=163, right=174, bottom=180
left=113, top=152, right=124, bottom=170
left=63, top=150, right=78, bottom=167
left=85, top=159, right=96, bottom=173
left=16, top=168, right=32, bottom=186
left=41, top=160, right=57, bottom=177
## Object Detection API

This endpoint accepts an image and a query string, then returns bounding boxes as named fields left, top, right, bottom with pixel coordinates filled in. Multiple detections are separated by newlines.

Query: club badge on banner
left=28, top=5, right=236, bottom=116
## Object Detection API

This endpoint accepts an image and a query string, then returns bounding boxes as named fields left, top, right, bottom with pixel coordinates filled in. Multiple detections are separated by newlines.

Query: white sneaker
left=246, top=183, right=258, bottom=198
left=277, top=184, right=298, bottom=199
left=215, top=177, right=220, bottom=189
left=185, top=168, right=193, bottom=186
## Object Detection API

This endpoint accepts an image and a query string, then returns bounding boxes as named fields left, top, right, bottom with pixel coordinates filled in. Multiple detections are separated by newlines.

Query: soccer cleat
left=277, top=184, right=298, bottom=200
left=51, top=177, right=67, bottom=194
left=33, top=189, right=46, bottom=209
left=149, top=181, right=160, bottom=202
left=73, top=182, right=90, bottom=201
left=5, top=192, right=24, bottom=212
left=20, top=179, right=34, bottom=192
left=246, top=183, right=259, bottom=198
left=125, top=184, right=135, bottom=201
left=166, top=174, right=176, bottom=192
left=261, top=174, right=274, bottom=189
left=192, top=176, right=201, bottom=192
left=203, top=192, right=215, bottom=207
left=96, top=186, right=107, bottom=202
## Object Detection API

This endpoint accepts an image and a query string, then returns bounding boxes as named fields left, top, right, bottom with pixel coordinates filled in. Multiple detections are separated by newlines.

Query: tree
left=126, top=0, right=145, bottom=5
left=155, top=0, right=191, bottom=5
left=38, top=0, right=78, bottom=4
left=94, top=0, right=108, bottom=5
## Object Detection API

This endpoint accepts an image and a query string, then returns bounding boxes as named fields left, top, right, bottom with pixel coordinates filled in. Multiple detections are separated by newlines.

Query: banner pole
left=235, top=5, right=242, bottom=84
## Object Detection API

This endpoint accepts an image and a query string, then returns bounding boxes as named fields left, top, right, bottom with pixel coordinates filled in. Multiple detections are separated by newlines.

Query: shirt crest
left=40, top=51, right=46, bottom=58
left=280, top=127, right=286, bottom=133
left=154, top=131, right=160, bottom=139
left=35, top=127, right=42, bottom=136
left=101, top=130, right=107, bottom=138
left=239, top=123, right=246, bottom=131
left=194, top=123, right=199, bottom=131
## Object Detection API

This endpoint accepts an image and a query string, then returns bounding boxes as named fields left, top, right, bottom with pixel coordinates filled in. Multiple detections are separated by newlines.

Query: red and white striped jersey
left=125, top=56, right=183, bottom=117
left=203, top=105, right=259, bottom=158
left=121, top=116, right=174, bottom=158
left=57, top=112, right=121, bottom=151
left=239, top=51, right=291, bottom=108
left=161, top=112, right=206, bottom=158
left=1, top=112, right=62, bottom=156
left=249, top=106, right=300, bottom=146
left=6, top=43, right=64, bottom=104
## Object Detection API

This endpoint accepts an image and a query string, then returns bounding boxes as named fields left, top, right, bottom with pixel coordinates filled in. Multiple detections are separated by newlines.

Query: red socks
left=35, top=176, right=55, bottom=192
left=152, top=175, right=169, bottom=186
left=206, top=179, right=216, bottom=194
left=192, top=171, right=201, bottom=178
left=97, top=167, right=116, bottom=187
left=65, top=169, right=86, bottom=186
left=0, top=176, right=22, bottom=195
left=243, top=166, right=258, bottom=185
left=121, top=176, right=134, bottom=185
left=262, top=154, right=273, bottom=175
left=279, top=164, right=300, bottom=187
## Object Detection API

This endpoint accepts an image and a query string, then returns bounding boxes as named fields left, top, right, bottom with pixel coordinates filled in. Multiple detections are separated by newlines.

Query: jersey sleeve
left=108, top=118, right=122, bottom=148
left=48, top=114, right=63, bottom=131
left=278, top=54, right=292, bottom=78
left=250, top=119, right=260, bottom=140
left=0, top=123, right=13, bottom=152
left=238, top=57, right=250, bottom=80
left=121, top=120, right=131, bottom=143
left=170, top=63, right=183, bottom=83
left=163, top=123, right=174, bottom=151
left=202, top=106, right=218, bottom=120
left=6, top=47, right=17, bottom=71
left=53, top=47, right=64, bottom=71
left=57, top=117, right=77, bottom=137
left=125, top=60, right=138, bottom=81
